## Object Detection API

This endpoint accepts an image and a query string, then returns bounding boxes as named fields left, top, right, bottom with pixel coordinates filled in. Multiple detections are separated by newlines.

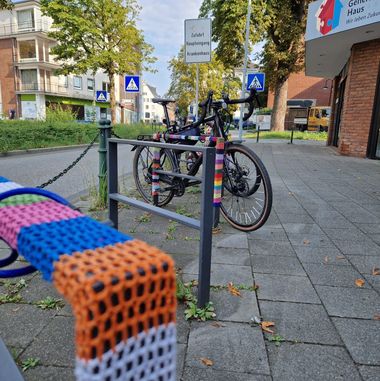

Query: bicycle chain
left=37, top=133, right=100, bottom=189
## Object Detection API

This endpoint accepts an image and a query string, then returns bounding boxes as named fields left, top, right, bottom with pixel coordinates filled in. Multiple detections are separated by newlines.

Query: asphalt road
left=0, top=144, right=135, bottom=200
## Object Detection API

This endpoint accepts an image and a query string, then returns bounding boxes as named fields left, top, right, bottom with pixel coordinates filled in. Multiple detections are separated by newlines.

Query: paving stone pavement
left=1, top=141, right=380, bottom=380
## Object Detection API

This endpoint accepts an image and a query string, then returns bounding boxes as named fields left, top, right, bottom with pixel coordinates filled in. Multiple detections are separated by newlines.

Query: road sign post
left=125, top=75, right=141, bottom=121
left=96, top=90, right=108, bottom=103
left=184, top=18, right=211, bottom=121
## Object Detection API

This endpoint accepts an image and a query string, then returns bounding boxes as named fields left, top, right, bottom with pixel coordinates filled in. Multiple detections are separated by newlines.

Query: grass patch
left=21, top=357, right=40, bottom=372
left=35, top=296, right=65, bottom=310
left=0, top=121, right=154, bottom=153
left=0, top=278, right=26, bottom=304
left=175, top=206, right=194, bottom=218
left=245, top=130, right=327, bottom=141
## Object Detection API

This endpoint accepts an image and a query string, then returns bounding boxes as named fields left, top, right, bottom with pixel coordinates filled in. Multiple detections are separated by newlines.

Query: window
left=17, top=9, right=35, bottom=31
left=87, top=78, right=94, bottom=91
left=73, top=76, right=82, bottom=89
left=145, top=105, right=149, bottom=109
left=19, top=40, right=36, bottom=60
left=20, top=69, right=37, bottom=90
left=145, top=112, right=150, bottom=118
left=59, top=75, right=68, bottom=88
left=102, top=82, right=110, bottom=92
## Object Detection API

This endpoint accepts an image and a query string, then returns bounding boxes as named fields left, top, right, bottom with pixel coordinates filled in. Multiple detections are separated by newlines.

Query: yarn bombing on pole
left=0, top=176, right=177, bottom=381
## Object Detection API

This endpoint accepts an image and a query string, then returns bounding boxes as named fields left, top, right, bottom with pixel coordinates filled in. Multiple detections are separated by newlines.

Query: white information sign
left=184, top=18, right=212, bottom=63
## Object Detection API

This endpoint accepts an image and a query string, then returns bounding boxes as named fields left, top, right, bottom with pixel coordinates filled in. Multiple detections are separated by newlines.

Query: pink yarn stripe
left=0, top=200, right=83, bottom=249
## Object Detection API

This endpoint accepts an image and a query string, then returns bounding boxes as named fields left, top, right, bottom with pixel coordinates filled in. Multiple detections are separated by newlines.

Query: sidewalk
left=1, top=141, right=379, bottom=380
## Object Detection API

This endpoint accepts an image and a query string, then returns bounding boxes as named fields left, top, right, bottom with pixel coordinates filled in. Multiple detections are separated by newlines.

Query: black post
left=256, top=124, right=260, bottom=143
left=197, top=147, right=216, bottom=308
left=290, top=128, right=294, bottom=144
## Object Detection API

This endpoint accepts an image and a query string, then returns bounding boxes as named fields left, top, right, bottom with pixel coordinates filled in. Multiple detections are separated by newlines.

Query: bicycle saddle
left=152, top=98, right=176, bottom=105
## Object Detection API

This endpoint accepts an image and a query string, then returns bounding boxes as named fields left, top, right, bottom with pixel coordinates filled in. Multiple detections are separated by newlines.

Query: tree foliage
left=41, top=0, right=155, bottom=123
left=199, top=0, right=261, bottom=69
left=0, top=0, right=12, bottom=10
left=167, top=48, right=241, bottom=114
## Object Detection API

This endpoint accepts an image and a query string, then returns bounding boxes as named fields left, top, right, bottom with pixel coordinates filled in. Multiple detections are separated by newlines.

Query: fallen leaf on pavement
left=374, top=314, right=380, bottom=320
left=372, top=267, right=380, bottom=276
left=324, top=256, right=329, bottom=263
left=303, top=239, right=310, bottom=245
left=261, top=321, right=275, bottom=334
left=355, top=279, right=365, bottom=287
left=200, top=358, right=213, bottom=366
left=336, top=255, right=345, bottom=260
left=211, top=322, right=226, bottom=328
left=227, top=282, right=241, bottom=297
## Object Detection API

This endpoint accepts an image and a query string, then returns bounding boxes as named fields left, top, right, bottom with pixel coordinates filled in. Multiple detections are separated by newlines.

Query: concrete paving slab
left=302, top=263, right=370, bottom=288
left=210, top=263, right=253, bottom=286
left=356, top=224, right=380, bottom=234
left=182, top=367, right=271, bottom=381
left=333, top=318, right=380, bottom=365
left=176, top=304, right=191, bottom=344
left=186, top=322, right=270, bottom=375
left=287, top=233, right=334, bottom=248
left=19, top=276, right=62, bottom=304
left=260, top=301, right=342, bottom=345
left=23, top=366, right=75, bottom=381
left=254, top=274, right=321, bottom=304
left=214, top=234, right=249, bottom=249
left=277, top=213, right=315, bottom=224
left=358, top=365, right=380, bottom=381
left=251, top=255, right=306, bottom=276
left=347, top=256, right=380, bottom=275
left=267, top=342, right=362, bottom=381
left=177, top=343, right=186, bottom=380
left=0, top=304, right=56, bottom=348
left=324, top=228, right=368, bottom=241
left=316, top=285, right=380, bottom=319
left=248, top=240, right=296, bottom=257
left=294, top=246, right=350, bottom=266
left=364, top=274, right=380, bottom=293
left=210, top=247, right=251, bottom=266
left=332, top=240, right=380, bottom=256
left=282, top=223, right=324, bottom=235
left=210, top=290, right=259, bottom=323
left=21, top=316, right=75, bottom=367
left=247, top=229, right=289, bottom=242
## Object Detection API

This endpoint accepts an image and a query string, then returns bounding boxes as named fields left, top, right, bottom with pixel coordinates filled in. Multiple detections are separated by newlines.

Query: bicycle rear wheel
left=133, top=146, right=175, bottom=207
left=220, top=144, right=272, bottom=231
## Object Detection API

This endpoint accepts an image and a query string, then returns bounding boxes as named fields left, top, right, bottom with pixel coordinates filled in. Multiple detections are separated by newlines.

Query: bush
left=45, top=104, right=77, bottom=123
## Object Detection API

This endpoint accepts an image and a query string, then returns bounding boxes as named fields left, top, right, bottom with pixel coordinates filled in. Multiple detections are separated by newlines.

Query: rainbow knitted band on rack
left=0, top=176, right=177, bottom=381
left=151, top=133, right=225, bottom=206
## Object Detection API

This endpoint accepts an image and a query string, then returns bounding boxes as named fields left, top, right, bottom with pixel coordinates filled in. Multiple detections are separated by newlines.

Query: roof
left=145, top=83, right=160, bottom=98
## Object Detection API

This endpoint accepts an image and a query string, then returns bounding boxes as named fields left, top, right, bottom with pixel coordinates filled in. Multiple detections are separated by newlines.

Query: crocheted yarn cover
left=0, top=176, right=176, bottom=381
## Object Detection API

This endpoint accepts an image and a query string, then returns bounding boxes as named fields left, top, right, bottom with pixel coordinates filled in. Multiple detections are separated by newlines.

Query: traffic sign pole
left=195, top=64, right=199, bottom=121
left=239, top=0, right=252, bottom=141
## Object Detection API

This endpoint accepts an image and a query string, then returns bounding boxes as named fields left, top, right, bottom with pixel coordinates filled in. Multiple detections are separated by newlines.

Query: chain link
left=111, top=130, right=122, bottom=139
left=37, top=132, right=100, bottom=189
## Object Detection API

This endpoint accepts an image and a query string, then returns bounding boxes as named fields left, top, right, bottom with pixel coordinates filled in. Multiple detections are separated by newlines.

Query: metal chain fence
left=37, top=132, right=100, bottom=189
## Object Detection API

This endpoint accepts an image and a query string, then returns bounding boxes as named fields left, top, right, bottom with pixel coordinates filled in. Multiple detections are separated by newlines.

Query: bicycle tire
left=133, top=146, right=175, bottom=207
left=220, top=144, right=272, bottom=231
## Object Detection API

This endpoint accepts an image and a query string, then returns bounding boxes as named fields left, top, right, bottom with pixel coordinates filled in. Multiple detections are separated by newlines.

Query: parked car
left=233, top=118, right=255, bottom=130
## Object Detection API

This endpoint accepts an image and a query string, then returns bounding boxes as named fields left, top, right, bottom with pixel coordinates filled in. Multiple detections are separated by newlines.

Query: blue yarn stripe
left=0, top=176, right=10, bottom=183
left=17, top=216, right=133, bottom=281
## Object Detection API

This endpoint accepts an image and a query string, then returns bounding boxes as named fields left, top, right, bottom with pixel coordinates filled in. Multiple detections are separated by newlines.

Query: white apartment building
left=141, top=81, right=165, bottom=124
left=0, top=0, right=138, bottom=122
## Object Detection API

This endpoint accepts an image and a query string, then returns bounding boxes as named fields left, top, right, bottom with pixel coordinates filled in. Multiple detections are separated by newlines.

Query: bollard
left=256, top=125, right=260, bottom=143
left=290, top=128, right=294, bottom=144
left=98, top=119, right=112, bottom=205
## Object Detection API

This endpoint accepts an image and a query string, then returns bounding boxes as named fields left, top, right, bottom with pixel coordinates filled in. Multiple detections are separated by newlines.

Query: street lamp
left=323, top=79, right=333, bottom=106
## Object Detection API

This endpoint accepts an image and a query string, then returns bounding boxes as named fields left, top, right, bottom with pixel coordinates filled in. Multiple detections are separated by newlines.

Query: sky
left=137, top=0, right=204, bottom=96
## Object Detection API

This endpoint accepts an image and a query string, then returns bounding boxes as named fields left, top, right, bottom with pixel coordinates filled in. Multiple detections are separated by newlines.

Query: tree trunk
left=270, top=79, right=288, bottom=132
left=109, top=72, right=116, bottom=124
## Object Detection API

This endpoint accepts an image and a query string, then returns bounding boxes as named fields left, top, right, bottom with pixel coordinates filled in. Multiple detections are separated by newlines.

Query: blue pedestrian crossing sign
left=247, top=73, right=265, bottom=92
left=125, top=75, right=140, bottom=93
left=96, top=90, right=108, bottom=103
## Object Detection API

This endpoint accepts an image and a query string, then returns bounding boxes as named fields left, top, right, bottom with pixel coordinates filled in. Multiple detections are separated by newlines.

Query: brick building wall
left=267, top=71, right=331, bottom=107
left=0, top=38, right=17, bottom=117
left=337, top=39, right=380, bottom=157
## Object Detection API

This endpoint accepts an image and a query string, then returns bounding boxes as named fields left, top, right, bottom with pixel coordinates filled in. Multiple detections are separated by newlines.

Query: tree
left=199, top=0, right=311, bottom=131
left=199, top=0, right=261, bottom=69
left=167, top=48, right=241, bottom=115
left=0, top=0, right=12, bottom=9
left=41, top=0, right=155, bottom=124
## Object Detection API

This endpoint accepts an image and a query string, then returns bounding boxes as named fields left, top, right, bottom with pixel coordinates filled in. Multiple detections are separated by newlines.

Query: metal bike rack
left=107, top=138, right=217, bottom=307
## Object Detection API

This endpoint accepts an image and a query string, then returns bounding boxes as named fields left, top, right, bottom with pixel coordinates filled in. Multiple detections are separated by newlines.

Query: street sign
left=247, top=73, right=265, bottom=92
left=96, top=90, right=108, bottom=103
left=184, top=18, right=211, bottom=64
left=125, top=75, right=140, bottom=93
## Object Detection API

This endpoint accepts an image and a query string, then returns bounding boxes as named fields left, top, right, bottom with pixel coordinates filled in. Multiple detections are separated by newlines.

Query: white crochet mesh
left=0, top=182, right=23, bottom=193
left=75, top=323, right=176, bottom=381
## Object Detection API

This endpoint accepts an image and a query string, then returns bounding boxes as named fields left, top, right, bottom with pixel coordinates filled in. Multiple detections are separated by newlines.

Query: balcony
left=0, top=20, right=50, bottom=38
left=16, top=81, right=68, bottom=95
left=13, top=56, right=60, bottom=69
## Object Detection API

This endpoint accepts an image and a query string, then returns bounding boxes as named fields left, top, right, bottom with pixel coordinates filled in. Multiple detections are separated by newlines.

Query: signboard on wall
left=184, top=18, right=212, bottom=63
left=306, top=0, right=380, bottom=41
left=21, top=101, right=37, bottom=119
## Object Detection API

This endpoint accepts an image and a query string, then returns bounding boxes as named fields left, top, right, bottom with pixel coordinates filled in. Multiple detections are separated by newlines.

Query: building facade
left=305, top=0, right=380, bottom=158
left=141, top=82, right=165, bottom=124
left=0, top=0, right=139, bottom=122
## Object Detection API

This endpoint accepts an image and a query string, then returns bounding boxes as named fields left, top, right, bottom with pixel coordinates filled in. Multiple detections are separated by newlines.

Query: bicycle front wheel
left=220, top=144, right=272, bottom=231
left=133, top=146, right=175, bottom=207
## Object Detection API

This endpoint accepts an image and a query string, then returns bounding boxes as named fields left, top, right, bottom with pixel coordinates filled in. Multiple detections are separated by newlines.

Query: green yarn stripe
left=0, top=194, right=48, bottom=208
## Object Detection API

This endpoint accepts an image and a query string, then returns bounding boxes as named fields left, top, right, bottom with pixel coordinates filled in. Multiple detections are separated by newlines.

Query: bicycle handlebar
left=223, top=88, right=261, bottom=121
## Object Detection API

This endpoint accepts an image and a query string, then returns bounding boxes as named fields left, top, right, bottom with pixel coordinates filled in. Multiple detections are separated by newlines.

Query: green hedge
left=0, top=121, right=155, bottom=153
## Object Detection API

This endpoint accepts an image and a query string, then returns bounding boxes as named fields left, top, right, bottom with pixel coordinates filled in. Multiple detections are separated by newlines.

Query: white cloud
left=137, top=0, right=204, bottom=95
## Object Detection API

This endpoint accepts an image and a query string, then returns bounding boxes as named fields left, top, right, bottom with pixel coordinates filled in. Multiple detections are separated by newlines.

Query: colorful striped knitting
left=151, top=133, right=225, bottom=206
left=0, top=176, right=177, bottom=381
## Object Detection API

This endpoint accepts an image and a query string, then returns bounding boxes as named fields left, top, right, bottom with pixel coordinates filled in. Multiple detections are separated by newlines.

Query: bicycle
left=132, top=88, right=273, bottom=232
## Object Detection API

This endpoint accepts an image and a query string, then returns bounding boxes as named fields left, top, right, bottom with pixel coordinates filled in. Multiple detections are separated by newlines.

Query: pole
left=98, top=119, right=112, bottom=206
left=238, top=0, right=252, bottom=141
left=195, top=64, right=199, bottom=121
